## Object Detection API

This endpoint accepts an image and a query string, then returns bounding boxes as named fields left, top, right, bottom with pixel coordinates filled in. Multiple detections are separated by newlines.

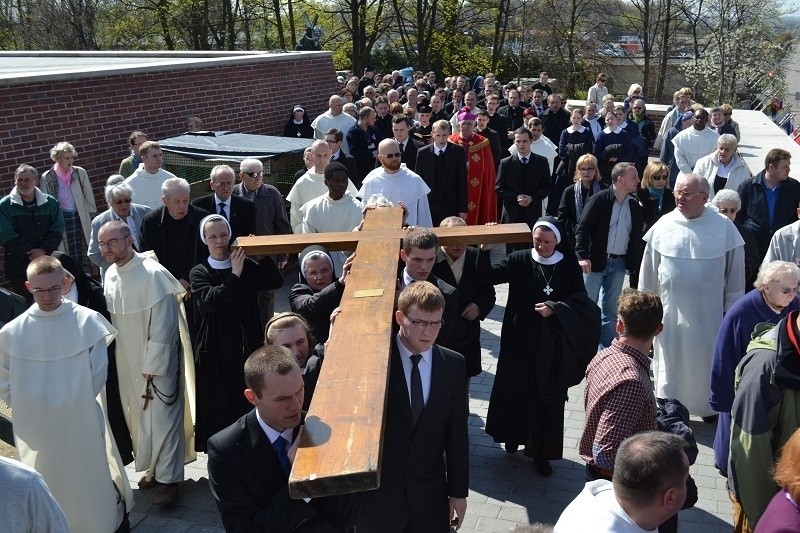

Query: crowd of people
left=0, top=67, right=799, bottom=533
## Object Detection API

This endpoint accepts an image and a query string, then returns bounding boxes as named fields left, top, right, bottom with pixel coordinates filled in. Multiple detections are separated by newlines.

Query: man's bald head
left=328, top=95, right=345, bottom=115
left=311, top=139, right=332, bottom=174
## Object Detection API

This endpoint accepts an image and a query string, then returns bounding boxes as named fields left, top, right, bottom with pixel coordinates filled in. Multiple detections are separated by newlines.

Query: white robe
left=122, top=166, right=177, bottom=210
left=104, top=253, right=196, bottom=482
left=301, top=192, right=363, bottom=275
left=310, top=111, right=357, bottom=153
left=286, top=170, right=359, bottom=234
left=0, top=300, right=131, bottom=533
left=638, top=207, right=745, bottom=416
left=358, top=165, right=433, bottom=227
left=671, top=127, right=719, bottom=175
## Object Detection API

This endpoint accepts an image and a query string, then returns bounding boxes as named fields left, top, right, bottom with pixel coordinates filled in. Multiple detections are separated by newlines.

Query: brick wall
left=0, top=53, right=337, bottom=284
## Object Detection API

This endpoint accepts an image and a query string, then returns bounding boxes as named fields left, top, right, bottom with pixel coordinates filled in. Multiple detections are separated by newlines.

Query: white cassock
left=0, top=300, right=132, bottom=533
left=638, top=207, right=745, bottom=416
left=358, top=165, right=433, bottom=227
left=300, top=192, right=364, bottom=275
left=287, top=170, right=359, bottom=234
left=104, top=252, right=196, bottom=483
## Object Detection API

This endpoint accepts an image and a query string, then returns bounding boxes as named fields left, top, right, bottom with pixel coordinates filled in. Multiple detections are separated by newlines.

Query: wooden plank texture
left=232, top=223, right=532, bottom=255
left=288, top=207, right=404, bottom=498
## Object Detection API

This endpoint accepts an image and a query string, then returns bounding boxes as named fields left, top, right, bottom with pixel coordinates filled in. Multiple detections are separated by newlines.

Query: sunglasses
left=382, top=152, right=402, bottom=159
left=243, top=171, right=263, bottom=178
left=773, top=282, right=800, bottom=295
left=652, top=175, right=668, bottom=181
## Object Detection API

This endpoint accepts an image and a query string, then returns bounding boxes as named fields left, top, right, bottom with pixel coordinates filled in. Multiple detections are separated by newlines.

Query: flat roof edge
left=0, top=50, right=332, bottom=86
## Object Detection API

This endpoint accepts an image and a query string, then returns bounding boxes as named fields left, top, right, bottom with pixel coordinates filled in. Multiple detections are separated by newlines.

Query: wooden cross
left=233, top=208, right=530, bottom=498
left=142, top=380, right=153, bottom=411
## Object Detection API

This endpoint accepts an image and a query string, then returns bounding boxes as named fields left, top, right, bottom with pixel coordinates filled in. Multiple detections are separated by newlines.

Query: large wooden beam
left=288, top=207, right=403, bottom=498
left=233, top=211, right=533, bottom=499
left=232, top=223, right=532, bottom=255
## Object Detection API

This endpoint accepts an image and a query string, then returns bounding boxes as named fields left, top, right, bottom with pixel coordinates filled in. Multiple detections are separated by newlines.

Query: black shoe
left=702, top=415, right=718, bottom=424
left=504, top=443, right=519, bottom=454
left=534, top=459, right=553, bottom=477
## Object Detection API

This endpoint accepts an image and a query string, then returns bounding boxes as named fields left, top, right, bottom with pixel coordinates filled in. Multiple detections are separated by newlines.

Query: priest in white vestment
left=0, top=256, right=132, bottom=532
left=286, top=140, right=359, bottom=234
left=358, top=139, right=433, bottom=227
left=639, top=174, right=744, bottom=417
left=300, top=162, right=363, bottom=275
left=671, top=109, right=719, bottom=176
left=100, top=220, right=196, bottom=504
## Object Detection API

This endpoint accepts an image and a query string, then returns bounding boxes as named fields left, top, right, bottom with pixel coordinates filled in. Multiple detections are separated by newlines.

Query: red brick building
left=0, top=50, right=337, bottom=283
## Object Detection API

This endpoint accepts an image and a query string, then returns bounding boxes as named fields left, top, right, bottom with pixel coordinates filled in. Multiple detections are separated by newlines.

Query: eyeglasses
left=113, top=198, right=133, bottom=205
left=405, top=316, right=444, bottom=330
left=214, top=181, right=234, bottom=188
left=651, top=175, right=668, bottom=181
left=633, top=106, right=644, bottom=110
left=382, top=152, right=402, bottom=159
left=242, top=171, right=263, bottom=178
left=205, top=232, right=230, bottom=242
left=98, top=238, right=125, bottom=248
left=599, top=78, right=607, bottom=82
left=717, top=207, right=737, bottom=214
left=30, top=284, right=62, bottom=294
left=772, top=282, right=800, bottom=295
left=673, top=190, right=705, bottom=200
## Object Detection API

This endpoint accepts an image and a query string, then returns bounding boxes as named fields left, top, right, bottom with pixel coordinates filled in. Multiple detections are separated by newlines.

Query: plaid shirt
left=579, top=339, right=657, bottom=470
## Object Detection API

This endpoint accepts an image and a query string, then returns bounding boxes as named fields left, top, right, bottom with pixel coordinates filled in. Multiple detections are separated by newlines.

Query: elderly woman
left=693, top=133, right=751, bottom=198
left=486, top=217, right=600, bottom=477
left=190, top=214, right=283, bottom=452
left=88, top=176, right=151, bottom=279
left=289, top=245, right=353, bottom=344
left=709, top=260, right=800, bottom=476
left=265, top=312, right=325, bottom=410
left=41, top=142, right=96, bottom=266
left=756, top=426, right=800, bottom=531
left=637, top=161, right=676, bottom=230
left=557, top=153, right=606, bottom=240
left=622, top=83, right=643, bottom=111
left=712, top=189, right=760, bottom=285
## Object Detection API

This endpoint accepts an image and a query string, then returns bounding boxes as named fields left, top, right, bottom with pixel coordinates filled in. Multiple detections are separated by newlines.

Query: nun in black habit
left=485, top=217, right=600, bottom=476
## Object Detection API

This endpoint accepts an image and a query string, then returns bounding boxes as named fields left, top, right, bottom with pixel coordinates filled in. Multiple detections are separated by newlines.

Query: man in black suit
left=496, top=127, right=553, bottom=252
left=539, top=94, right=571, bottom=146
left=431, top=216, right=496, bottom=381
left=399, top=228, right=460, bottom=351
left=475, top=109, right=502, bottom=171
left=357, top=280, right=469, bottom=531
left=393, top=115, right=423, bottom=170
left=207, top=344, right=361, bottom=532
left=325, top=128, right=358, bottom=181
left=192, top=164, right=256, bottom=242
left=414, top=120, right=468, bottom=226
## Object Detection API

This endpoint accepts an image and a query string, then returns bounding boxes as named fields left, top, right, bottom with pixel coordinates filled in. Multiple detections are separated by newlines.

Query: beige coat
left=41, top=165, right=97, bottom=244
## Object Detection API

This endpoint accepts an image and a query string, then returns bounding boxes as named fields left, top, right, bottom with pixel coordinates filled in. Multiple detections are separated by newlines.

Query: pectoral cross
left=543, top=284, right=554, bottom=295
left=234, top=208, right=531, bottom=498
left=142, top=381, right=153, bottom=411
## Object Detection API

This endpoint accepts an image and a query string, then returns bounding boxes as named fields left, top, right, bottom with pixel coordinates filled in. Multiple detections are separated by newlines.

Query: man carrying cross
left=100, top=219, right=196, bottom=505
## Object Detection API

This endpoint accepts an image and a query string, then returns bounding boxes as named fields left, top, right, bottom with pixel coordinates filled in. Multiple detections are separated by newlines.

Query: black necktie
left=521, top=157, right=528, bottom=165
left=272, top=436, right=291, bottom=476
left=410, top=354, right=424, bottom=426
left=399, top=142, right=405, bottom=153
left=218, top=202, right=227, bottom=220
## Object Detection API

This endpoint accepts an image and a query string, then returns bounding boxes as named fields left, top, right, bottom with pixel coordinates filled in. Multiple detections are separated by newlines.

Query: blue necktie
left=272, top=436, right=291, bottom=476
left=218, top=202, right=227, bottom=220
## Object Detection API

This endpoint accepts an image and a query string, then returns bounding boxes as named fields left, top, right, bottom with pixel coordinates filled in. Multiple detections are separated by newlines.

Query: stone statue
left=296, top=13, right=323, bottom=51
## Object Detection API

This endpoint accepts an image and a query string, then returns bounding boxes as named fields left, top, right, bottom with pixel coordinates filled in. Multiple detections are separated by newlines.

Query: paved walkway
left=126, top=253, right=736, bottom=532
